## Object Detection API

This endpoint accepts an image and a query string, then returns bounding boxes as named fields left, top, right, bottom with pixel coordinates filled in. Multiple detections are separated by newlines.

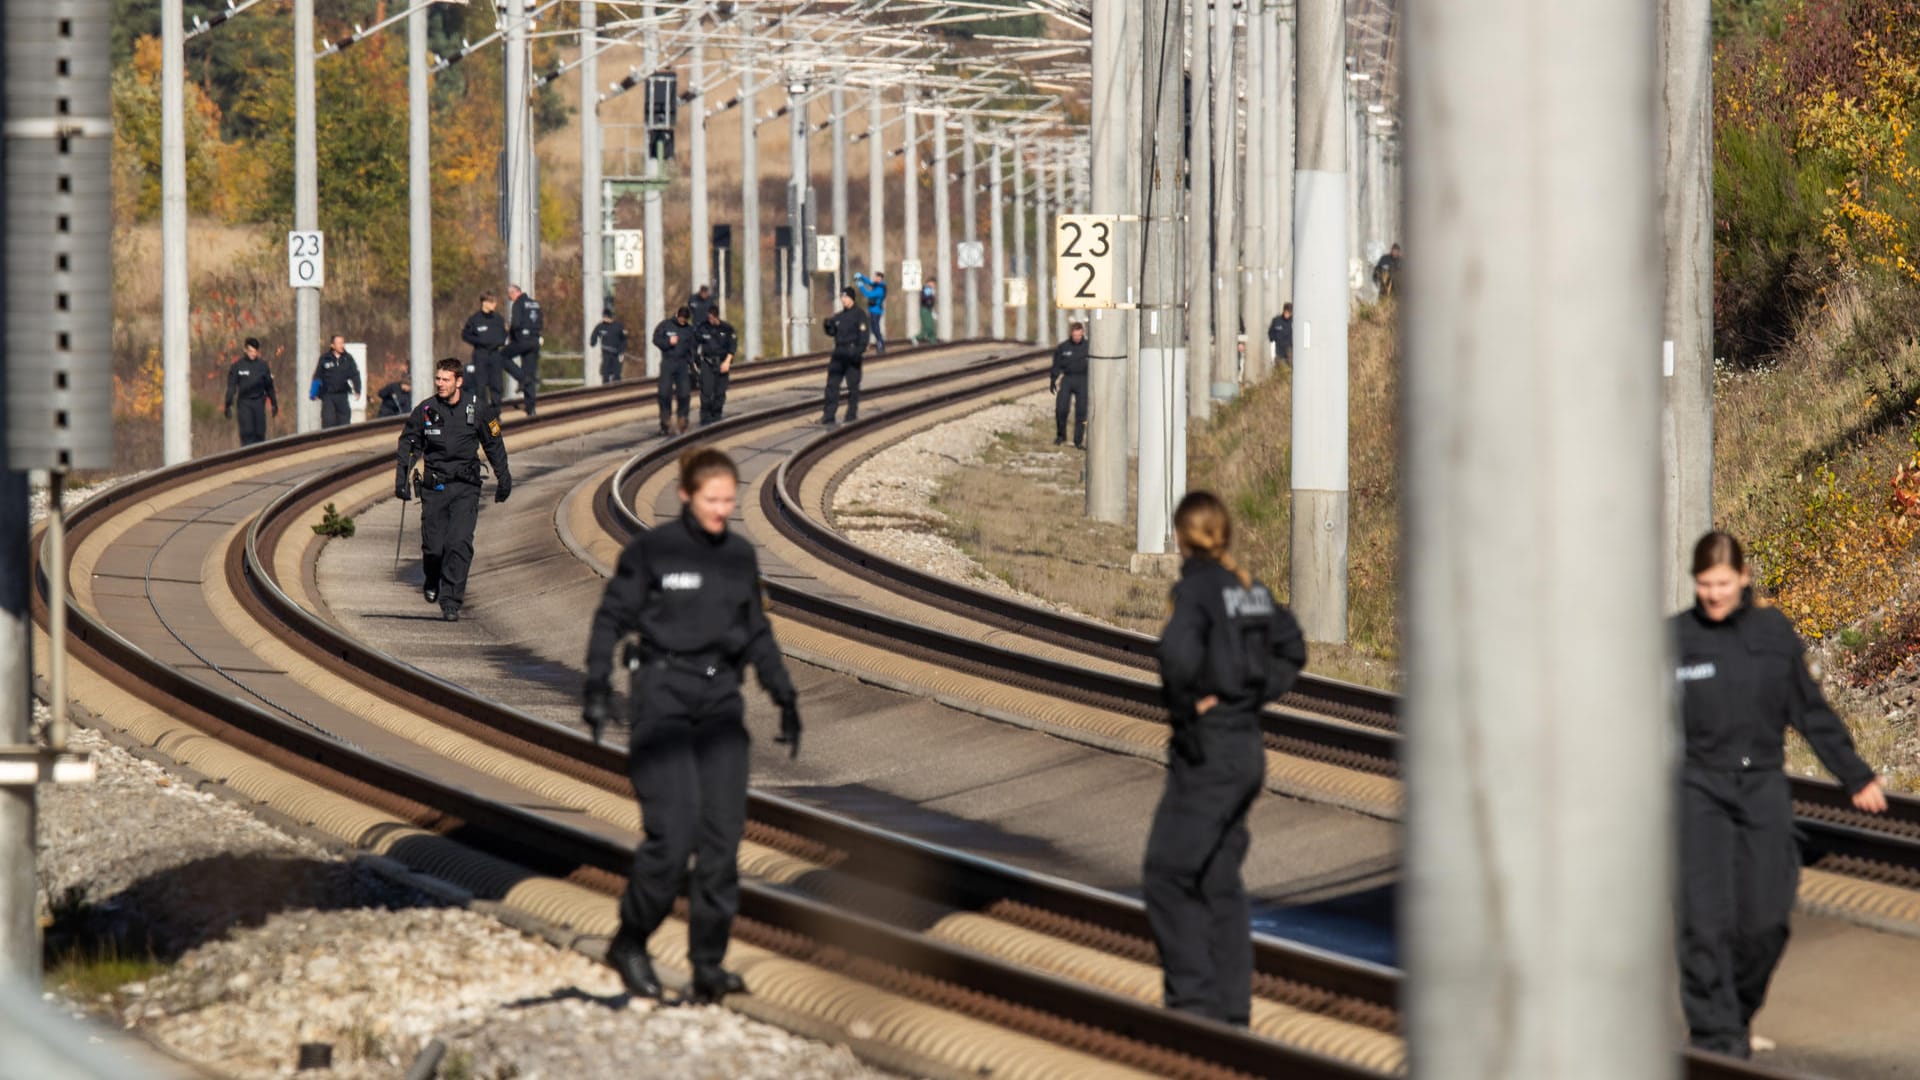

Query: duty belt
left=626, top=644, right=734, bottom=679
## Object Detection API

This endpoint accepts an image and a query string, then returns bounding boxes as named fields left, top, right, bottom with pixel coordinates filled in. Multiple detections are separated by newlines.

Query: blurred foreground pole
left=1085, top=0, right=1131, bottom=523
left=161, top=0, right=189, bottom=462
left=1135, top=0, right=1185, bottom=556
left=410, top=0, right=435, bottom=395
left=0, top=469, right=27, bottom=983
left=1401, top=1, right=1674, bottom=1077
left=1661, top=0, right=1714, bottom=610
left=1184, top=0, right=1211, bottom=424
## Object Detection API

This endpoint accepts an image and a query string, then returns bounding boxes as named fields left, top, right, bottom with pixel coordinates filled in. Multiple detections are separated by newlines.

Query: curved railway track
left=25, top=340, right=1860, bottom=1079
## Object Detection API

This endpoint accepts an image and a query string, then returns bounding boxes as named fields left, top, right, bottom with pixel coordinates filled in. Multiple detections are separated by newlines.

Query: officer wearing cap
left=694, top=306, right=737, bottom=425
left=394, top=358, right=512, bottom=622
left=819, top=288, right=870, bottom=426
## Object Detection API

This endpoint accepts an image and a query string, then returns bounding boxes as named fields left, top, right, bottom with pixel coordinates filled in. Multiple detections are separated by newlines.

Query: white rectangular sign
left=815, top=234, right=842, bottom=274
left=288, top=230, right=325, bottom=289
left=899, top=259, right=923, bottom=291
left=610, top=230, right=644, bottom=277
left=1054, top=214, right=1117, bottom=308
left=1005, top=277, right=1028, bottom=308
left=956, top=240, right=985, bottom=270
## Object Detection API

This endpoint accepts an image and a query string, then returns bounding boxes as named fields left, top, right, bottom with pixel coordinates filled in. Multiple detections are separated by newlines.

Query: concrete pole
left=1269, top=8, right=1295, bottom=320
left=740, top=26, right=762, bottom=361
left=1345, top=93, right=1363, bottom=290
left=1086, top=0, right=1132, bottom=524
left=1136, top=0, right=1184, bottom=556
left=831, top=75, right=848, bottom=295
left=1186, top=0, right=1212, bottom=424
left=903, top=103, right=919, bottom=270
left=641, top=15, right=665, bottom=370
left=1028, top=147, right=1046, bottom=345
left=961, top=115, right=980, bottom=339
left=1290, top=0, right=1349, bottom=643
left=505, top=0, right=534, bottom=287
left=867, top=85, right=885, bottom=331
left=789, top=87, right=810, bottom=353
left=933, top=110, right=954, bottom=341
left=161, top=0, right=190, bottom=461
left=989, top=139, right=1006, bottom=340
left=1054, top=144, right=1070, bottom=345
left=295, top=0, right=320, bottom=432
left=1240, top=3, right=1268, bottom=384
left=690, top=40, right=711, bottom=294
left=1211, top=0, right=1240, bottom=401
left=0, top=471, right=29, bottom=981
left=1401, top=2, right=1672, bottom=1075
left=412, top=0, right=437, bottom=394
left=1012, top=139, right=1029, bottom=342
left=1662, top=0, right=1714, bottom=611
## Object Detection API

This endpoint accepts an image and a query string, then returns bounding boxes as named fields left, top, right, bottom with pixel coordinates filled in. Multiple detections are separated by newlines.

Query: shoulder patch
left=487, top=417, right=502, bottom=437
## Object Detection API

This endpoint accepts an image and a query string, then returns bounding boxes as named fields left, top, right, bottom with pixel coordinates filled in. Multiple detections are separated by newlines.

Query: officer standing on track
left=311, top=335, right=362, bottom=429
left=394, top=358, right=512, bottom=623
left=1146, top=491, right=1306, bottom=1027
left=590, top=307, right=629, bottom=384
left=1672, top=530, right=1887, bottom=1059
left=652, top=306, right=698, bottom=436
left=1049, top=321, right=1089, bottom=448
left=461, top=291, right=509, bottom=407
left=501, top=283, right=545, bottom=417
left=582, top=447, right=804, bottom=1003
left=223, top=337, right=278, bottom=446
left=695, top=306, right=737, bottom=426
left=819, top=288, right=870, bottom=426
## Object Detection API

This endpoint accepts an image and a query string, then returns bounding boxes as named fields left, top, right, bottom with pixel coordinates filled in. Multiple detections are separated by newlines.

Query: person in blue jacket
left=853, top=269, right=888, bottom=355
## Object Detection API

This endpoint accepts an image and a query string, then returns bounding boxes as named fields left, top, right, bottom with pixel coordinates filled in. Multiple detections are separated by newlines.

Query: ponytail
left=1173, top=491, right=1250, bottom=587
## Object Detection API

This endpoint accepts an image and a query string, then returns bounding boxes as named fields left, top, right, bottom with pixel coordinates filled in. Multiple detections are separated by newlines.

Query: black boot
left=424, top=585, right=438, bottom=604
left=608, top=936, right=662, bottom=999
left=689, top=965, right=745, bottom=1003
left=440, top=602, right=460, bottom=622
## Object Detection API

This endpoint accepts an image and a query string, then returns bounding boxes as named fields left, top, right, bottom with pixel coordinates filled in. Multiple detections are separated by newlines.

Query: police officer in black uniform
left=223, top=337, right=278, bottom=446
left=460, top=292, right=509, bottom=407
left=819, top=288, right=870, bottom=426
left=590, top=308, right=629, bottom=384
left=582, top=448, right=804, bottom=1002
left=311, top=335, right=362, bottom=429
left=375, top=378, right=413, bottom=418
left=1146, top=490, right=1306, bottom=1026
left=394, top=358, right=512, bottom=622
left=1672, top=531, right=1887, bottom=1058
left=687, top=283, right=715, bottom=327
left=1268, top=302, right=1293, bottom=366
left=695, top=307, right=737, bottom=426
left=501, top=283, right=545, bottom=416
left=1049, top=321, right=1090, bottom=448
left=652, top=307, right=697, bottom=436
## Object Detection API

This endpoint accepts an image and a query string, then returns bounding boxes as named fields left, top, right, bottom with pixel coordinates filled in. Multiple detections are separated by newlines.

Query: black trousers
left=822, top=355, right=863, bottom=422
left=1679, top=768, right=1798, bottom=1058
left=235, top=398, right=269, bottom=446
left=1055, top=374, right=1088, bottom=446
left=320, top=392, right=352, bottom=428
left=699, top=365, right=730, bottom=424
left=868, top=310, right=887, bottom=354
left=619, top=665, right=751, bottom=969
left=465, top=353, right=501, bottom=407
left=600, top=350, right=624, bottom=383
left=419, top=480, right=480, bottom=608
left=502, top=350, right=540, bottom=415
left=1143, top=713, right=1264, bottom=1025
left=658, top=358, right=692, bottom=429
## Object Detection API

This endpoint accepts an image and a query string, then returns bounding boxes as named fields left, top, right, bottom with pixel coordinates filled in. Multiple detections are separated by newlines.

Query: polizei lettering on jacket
left=1222, top=585, right=1276, bottom=619
left=662, top=572, right=703, bottom=591
left=1675, top=662, right=1717, bottom=682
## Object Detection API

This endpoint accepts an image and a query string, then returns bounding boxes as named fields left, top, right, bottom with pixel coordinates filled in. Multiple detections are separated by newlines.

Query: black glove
left=394, top=479, right=412, bottom=502
left=1048, top=378, right=1057, bottom=394
left=774, top=701, right=802, bottom=759
left=1170, top=723, right=1205, bottom=766
left=583, top=685, right=613, bottom=745
left=494, top=475, right=512, bottom=503
left=223, top=405, right=232, bottom=419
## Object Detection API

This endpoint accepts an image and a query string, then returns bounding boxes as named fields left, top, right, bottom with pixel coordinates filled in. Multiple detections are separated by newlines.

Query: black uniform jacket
left=313, top=350, right=361, bottom=396
left=1269, top=314, right=1292, bottom=352
left=375, top=381, right=412, bottom=417
left=653, top=319, right=697, bottom=367
left=507, top=294, right=542, bottom=358
left=688, top=293, right=714, bottom=326
left=1051, top=338, right=1089, bottom=380
left=462, top=309, right=508, bottom=360
left=225, top=356, right=277, bottom=407
left=697, top=321, right=738, bottom=367
left=825, top=310, right=869, bottom=358
left=1158, top=557, right=1307, bottom=719
left=590, top=319, right=629, bottom=356
left=395, top=391, right=510, bottom=490
left=584, top=510, right=798, bottom=706
left=1672, top=597, right=1875, bottom=791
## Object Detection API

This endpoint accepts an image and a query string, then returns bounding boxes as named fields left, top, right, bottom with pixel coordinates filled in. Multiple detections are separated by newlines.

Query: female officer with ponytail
left=1146, top=491, right=1307, bottom=1026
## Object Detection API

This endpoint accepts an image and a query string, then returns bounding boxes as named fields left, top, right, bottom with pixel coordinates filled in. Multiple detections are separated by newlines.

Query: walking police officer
left=223, top=337, right=278, bottom=446
left=819, top=288, right=870, bottom=426
left=695, top=307, right=737, bottom=425
left=460, top=291, right=509, bottom=407
left=590, top=308, right=629, bottom=384
left=687, top=283, right=715, bottom=327
left=1146, top=491, right=1306, bottom=1026
left=311, top=335, right=362, bottom=429
left=1050, top=321, right=1090, bottom=448
left=501, top=283, right=545, bottom=416
left=652, top=306, right=697, bottom=436
left=583, top=448, right=804, bottom=1003
left=395, top=358, right=512, bottom=622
